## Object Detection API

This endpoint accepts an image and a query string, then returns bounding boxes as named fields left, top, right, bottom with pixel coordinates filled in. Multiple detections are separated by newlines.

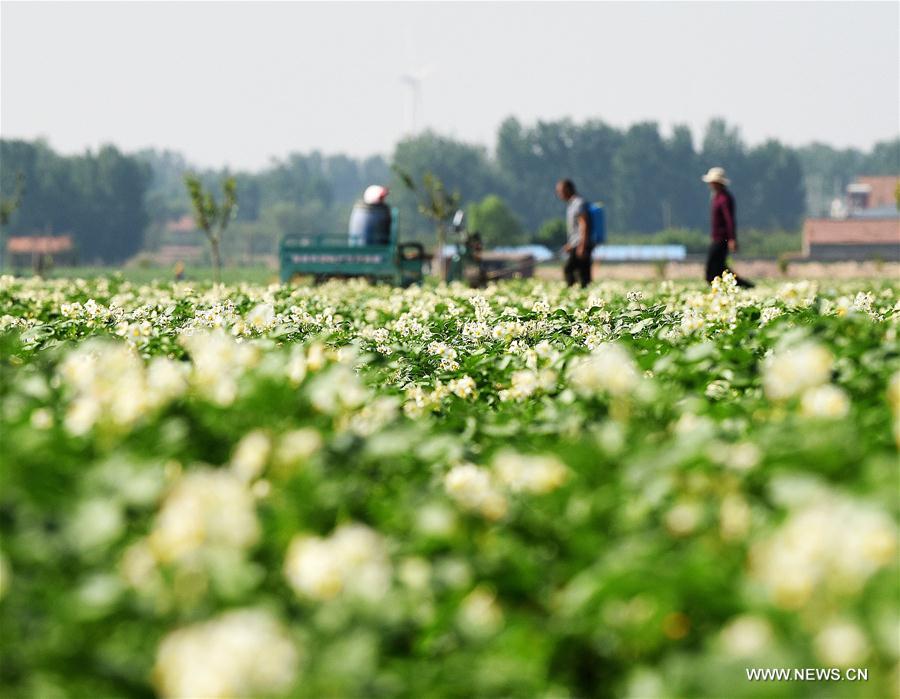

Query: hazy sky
left=2, top=1, right=898, bottom=171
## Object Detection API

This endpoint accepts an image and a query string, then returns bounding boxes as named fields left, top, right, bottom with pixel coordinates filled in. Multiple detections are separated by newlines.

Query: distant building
left=165, top=214, right=197, bottom=235
left=852, top=176, right=899, bottom=210
left=152, top=244, right=206, bottom=266
left=802, top=175, right=899, bottom=260
left=6, top=235, right=76, bottom=269
left=803, top=219, right=899, bottom=260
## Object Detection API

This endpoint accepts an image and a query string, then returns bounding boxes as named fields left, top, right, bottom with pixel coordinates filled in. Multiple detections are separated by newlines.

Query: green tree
left=224, top=219, right=280, bottom=265
left=392, top=132, right=497, bottom=239
left=86, top=146, right=152, bottom=263
left=662, top=125, right=706, bottom=230
left=259, top=153, right=334, bottom=211
left=861, top=138, right=900, bottom=176
left=701, top=118, right=748, bottom=175
left=263, top=200, right=331, bottom=238
left=497, top=118, right=623, bottom=233
left=184, top=174, right=237, bottom=282
left=795, top=143, right=866, bottom=216
left=744, top=140, right=806, bottom=230
left=611, top=122, right=669, bottom=233
left=467, top=195, right=526, bottom=247
left=394, top=167, right=460, bottom=280
left=0, top=172, right=25, bottom=269
left=0, top=172, right=25, bottom=227
left=498, top=118, right=578, bottom=232
left=0, top=140, right=149, bottom=263
left=137, top=149, right=193, bottom=222
left=535, top=218, right=567, bottom=249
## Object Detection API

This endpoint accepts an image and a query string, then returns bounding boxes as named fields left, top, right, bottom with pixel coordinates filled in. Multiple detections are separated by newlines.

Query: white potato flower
left=427, top=341, right=457, bottom=361
left=814, top=620, right=870, bottom=667
left=500, top=369, right=553, bottom=402
left=493, top=451, right=569, bottom=494
left=283, top=523, right=391, bottom=602
left=154, top=608, right=299, bottom=699
left=246, top=302, right=276, bottom=331
left=285, top=348, right=308, bottom=386
left=567, top=343, right=639, bottom=397
left=800, top=384, right=850, bottom=419
left=69, top=498, right=125, bottom=551
left=719, top=493, right=751, bottom=542
left=444, top=464, right=508, bottom=521
left=146, top=358, right=188, bottom=405
left=762, top=342, right=833, bottom=400
left=398, top=557, right=432, bottom=591
left=308, top=365, right=369, bottom=414
left=727, top=442, right=762, bottom=472
left=457, top=586, right=504, bottom=638
left=150, top=469, right=260, bottom=563
left=664, top=500, right=703, bottom=537
left=448, top=375, right=477, bottom=399
left=283, top=535, right=343, bottom=600
left=181, top=331, right=259, bottom=406
left=275, top=428, right=323, bottom=468
left=415, top=502, right=458, bottom=537
left=58, top=340, right=177, bottom=435
left=344, top=396, right=399, bottom=436
left=777, top=281, right=817, bottom=308
left=230, top=429, right=272, bottom=483
left=30, top=407, right=53, bottom=430
left=760, top=306, right=784, bottom=325
left=719, top=615, right=774, bottom=658
left=750, top=491, right=896, bottom=610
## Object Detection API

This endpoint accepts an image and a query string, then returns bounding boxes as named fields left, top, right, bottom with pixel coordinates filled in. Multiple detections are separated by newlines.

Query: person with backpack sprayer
left=555, top=179, right=606, bottom=288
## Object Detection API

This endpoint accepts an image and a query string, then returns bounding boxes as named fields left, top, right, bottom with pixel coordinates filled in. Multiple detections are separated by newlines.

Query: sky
left=1, top=1, right=898, bottom=171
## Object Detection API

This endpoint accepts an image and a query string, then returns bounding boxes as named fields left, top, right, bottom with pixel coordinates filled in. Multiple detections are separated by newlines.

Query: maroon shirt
left=710, top=187, right=736, bottom=242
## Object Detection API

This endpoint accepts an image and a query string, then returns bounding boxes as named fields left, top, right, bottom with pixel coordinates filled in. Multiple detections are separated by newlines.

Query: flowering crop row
left=0, top=273, right=898, bottom=698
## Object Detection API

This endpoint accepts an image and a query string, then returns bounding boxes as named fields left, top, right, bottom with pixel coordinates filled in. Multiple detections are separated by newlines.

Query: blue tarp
left=593, top=245, right=687, bottom=261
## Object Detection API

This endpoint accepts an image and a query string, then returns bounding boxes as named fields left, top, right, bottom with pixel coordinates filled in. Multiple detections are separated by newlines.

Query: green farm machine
left=279, top=209, right=494, bottom=286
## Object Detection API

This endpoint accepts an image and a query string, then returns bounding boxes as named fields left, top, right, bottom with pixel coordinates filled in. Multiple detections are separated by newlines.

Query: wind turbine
left=400, top=64, right=433, bottom=135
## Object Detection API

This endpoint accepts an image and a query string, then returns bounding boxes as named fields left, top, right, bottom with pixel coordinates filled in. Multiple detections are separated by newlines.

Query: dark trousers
left=564, top=249, right=593, bottom=287
left=705, top=240, right=754, bottom=287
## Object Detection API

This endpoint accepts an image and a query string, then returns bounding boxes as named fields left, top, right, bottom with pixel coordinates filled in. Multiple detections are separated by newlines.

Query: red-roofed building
left=6, top=235, right=76, bottom=268
left=803, top=175, right=899, bottom=260
left=153, top=244, right=206, bottom=265
left=7, top=235, right=73, bottom=255
left=803, top=219, right=900, bottom=260
left=165, top=215, right=197, bottom=235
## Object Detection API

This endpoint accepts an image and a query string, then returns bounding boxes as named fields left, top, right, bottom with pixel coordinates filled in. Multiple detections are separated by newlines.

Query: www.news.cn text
left=745, top=668, right=869, bottom=682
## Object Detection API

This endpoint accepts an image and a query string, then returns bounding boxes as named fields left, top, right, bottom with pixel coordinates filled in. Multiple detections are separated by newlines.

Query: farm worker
left=349, top=185, right=392, bottom=246
left=702, top=167, right=754, bottom=288
left=555, top=178, right=593, bottom=287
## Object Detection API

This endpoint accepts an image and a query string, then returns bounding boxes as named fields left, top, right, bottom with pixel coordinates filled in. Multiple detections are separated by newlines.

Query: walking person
left=555, top=179, right=593, bottom=288
left=702, top=167, right=754, bottom=288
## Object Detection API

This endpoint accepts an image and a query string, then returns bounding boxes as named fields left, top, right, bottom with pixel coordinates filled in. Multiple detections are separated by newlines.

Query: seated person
left=349, top=185, right=392, bottom=246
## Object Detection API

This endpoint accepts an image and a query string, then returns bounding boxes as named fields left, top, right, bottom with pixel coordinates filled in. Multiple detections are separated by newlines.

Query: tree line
left=1, top=119, right=896, bottom=264
left=0, top=139, right=150, bottom=263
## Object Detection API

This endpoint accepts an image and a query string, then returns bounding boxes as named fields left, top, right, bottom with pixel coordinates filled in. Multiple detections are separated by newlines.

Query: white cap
left=363, top=185, right=389, bottom=204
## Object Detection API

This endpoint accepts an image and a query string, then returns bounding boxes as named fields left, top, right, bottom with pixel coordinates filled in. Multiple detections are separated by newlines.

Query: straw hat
left=363, top=185, right=389, bottom=204
left=701, top=167, right=730, bottom=185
